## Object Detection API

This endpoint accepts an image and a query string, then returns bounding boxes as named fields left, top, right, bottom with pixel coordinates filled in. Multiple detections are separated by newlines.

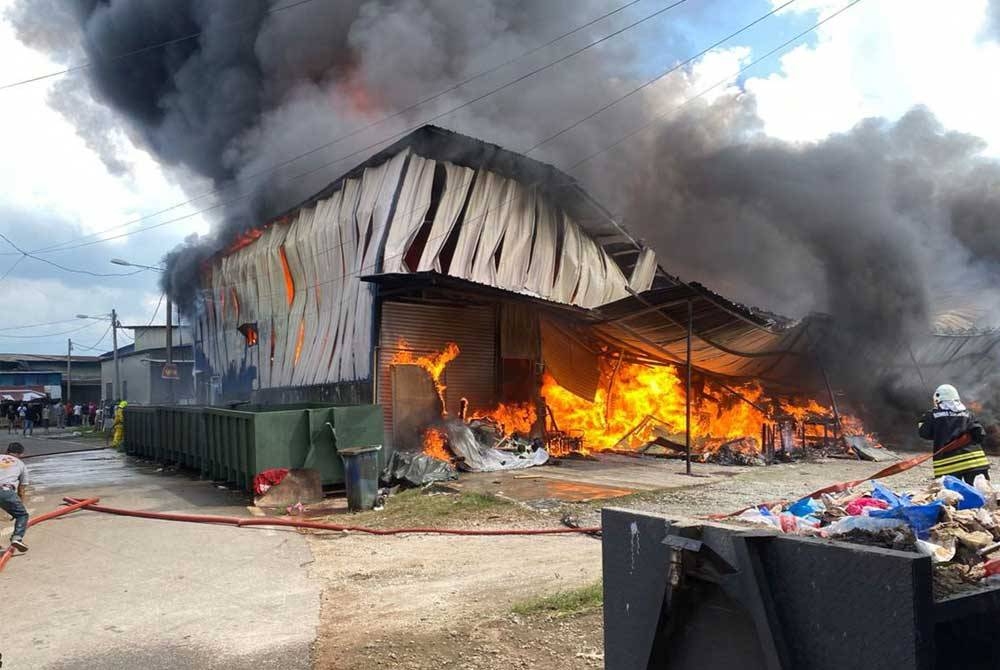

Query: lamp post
left=77, top=310, right=120, bottom=402
left=110, top=259, right=175, bottom=403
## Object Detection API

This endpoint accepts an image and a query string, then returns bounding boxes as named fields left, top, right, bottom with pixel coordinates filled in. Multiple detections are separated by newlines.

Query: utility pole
left=67, top=338, right=72, bottom=404
left=112, top=308, right=121, bottom=401
left=166, top=297, right=174, bottom=404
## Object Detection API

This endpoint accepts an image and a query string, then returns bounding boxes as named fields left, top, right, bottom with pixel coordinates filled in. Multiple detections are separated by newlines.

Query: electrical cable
left=0, top=0, right=326, bottom=91
left=0, top=232, right=143, bottom=277
left=146, top=293, right=165, bottom=327
left=0, top=318, right=80, bottom=332
left=24, top=0, right=690, bottom=257
left=0, top=321, right=100, bottom=339
left=73, top=322, right=113, bottom=352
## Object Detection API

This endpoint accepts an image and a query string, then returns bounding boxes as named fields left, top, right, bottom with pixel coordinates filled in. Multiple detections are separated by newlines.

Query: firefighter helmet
left=933, top=384, right=960, bottom=407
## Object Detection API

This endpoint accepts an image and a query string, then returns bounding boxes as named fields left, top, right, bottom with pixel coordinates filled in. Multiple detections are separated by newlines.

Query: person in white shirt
left=0, top=442, right=29, bottom=552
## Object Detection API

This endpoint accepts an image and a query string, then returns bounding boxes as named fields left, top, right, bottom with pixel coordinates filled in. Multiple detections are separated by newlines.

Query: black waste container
left=339, top=445, right=382, bottom=512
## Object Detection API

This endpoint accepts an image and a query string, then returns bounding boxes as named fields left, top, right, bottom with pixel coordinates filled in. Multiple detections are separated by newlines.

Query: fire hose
left=59, top=497, right=600, bottom=536
left=709, top=432, right=974, bottom=519
left=0, top=497, right=99, bottom=572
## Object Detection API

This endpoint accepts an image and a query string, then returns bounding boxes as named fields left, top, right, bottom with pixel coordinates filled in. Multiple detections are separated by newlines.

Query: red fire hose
left=62, top=498, right=600, bottom=536
left=0, top=497, right=99, bottom=572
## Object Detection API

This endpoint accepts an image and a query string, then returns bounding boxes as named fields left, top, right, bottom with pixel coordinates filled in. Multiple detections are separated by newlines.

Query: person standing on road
left=0, top=442, right=29, bottom=553
left=73, top=403, right=82, bottom=427
left=6, top=404, right=16, bottom=435
left=918, top=383, right=989, bottom=484
left=111, top=400, right=127, bottom=449
left=20, top=404, right=33, bottom=437
left=88, top=402, right=97, bottom=428
left=41, top=403, right=51, bottom=434
left=55, top=401, right=64, bottom=429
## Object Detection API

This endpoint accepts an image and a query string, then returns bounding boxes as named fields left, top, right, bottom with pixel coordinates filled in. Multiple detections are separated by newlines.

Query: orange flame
left=222, top=227, right=265, bottom=256
left=390, top=338, right=460, bottom=412
left=293, top=319, right=306, bottom=366
left=278, top=245, right=295, bottom=307
left=472, top=402, right=537, bottom=435
left=422, top=428, right=451, bottom=462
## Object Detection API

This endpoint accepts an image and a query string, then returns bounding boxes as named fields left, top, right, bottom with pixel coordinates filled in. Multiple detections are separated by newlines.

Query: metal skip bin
left=123, top=404, right=385, bottom=491
left=602, top=507, right=1000, bottom=670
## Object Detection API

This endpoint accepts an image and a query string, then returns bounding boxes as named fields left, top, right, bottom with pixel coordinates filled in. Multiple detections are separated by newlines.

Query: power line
left=0, top=255, right=24, bottom=281
left=73, top=323, right=113, bottom=352
left=563, top=0, right=868, bottom=172
left=0, top=232, right=144, bottom=277
left=522, top=0, right=798, bottom=155
left=0, top=0, right=326, bottom=91
left=147, top=293, right=165, bottom=327
left=0, top=318, right=80, bottom=332
left=0, top=321, right=100, bottom=339
left=24, top=0, right=689, bottom=257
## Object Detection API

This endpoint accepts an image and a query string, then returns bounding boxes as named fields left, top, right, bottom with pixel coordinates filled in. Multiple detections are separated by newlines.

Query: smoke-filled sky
left=3, top=0, right=1000, bottom=355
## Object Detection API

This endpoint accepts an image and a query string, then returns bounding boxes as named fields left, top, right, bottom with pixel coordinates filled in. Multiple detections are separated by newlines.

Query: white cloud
left=748, top=0, right=1000, bottom=149
left=0, top=6, right=211, bottom=249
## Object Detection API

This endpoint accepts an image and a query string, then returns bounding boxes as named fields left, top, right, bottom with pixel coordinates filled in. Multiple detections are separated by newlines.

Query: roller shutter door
left=378, top=301, right=497, bottom=449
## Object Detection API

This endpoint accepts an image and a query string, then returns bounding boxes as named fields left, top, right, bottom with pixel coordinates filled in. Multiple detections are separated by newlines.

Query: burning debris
left=390, top=337, right=879, bottom=471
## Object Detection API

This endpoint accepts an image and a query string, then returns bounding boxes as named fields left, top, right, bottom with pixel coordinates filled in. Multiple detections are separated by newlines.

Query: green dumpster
left=123, top=403, right=385, bottom=492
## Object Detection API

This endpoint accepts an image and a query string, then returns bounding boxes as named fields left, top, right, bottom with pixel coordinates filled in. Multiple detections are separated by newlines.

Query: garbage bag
left=871, top=481, right=910, bottom=508
left=871, top=500, right=943, bottom=540
left=974, top=474, right=997, bottom=511
left=787, top=497, right=824, bottom=518
left=737, top=508, right=780, bottom=529
left=380, top=451, right=457, bottom=487
left=844, top=497, right=890, bottom=516
left=941, top=475, right=987, bottom=510
left=444, top=420, right=549, bottom=472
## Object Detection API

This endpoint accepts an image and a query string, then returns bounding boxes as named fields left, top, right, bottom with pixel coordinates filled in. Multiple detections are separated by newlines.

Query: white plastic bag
left=974, top=474, right=997, bottom=511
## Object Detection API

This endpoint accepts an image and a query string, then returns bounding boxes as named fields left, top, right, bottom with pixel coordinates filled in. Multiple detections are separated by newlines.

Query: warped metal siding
left=378, top=301, right=498, bottom=449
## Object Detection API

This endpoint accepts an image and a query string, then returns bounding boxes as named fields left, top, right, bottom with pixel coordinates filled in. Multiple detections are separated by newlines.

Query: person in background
left=65, top=402, right=73, bottom=427
left=41, top=403, right=50, bottom=434
left=6, top=404, right=16, bottom=435
left=54, top=401, right=64, bottom=430
left=111, top=400, right=127, bottom=449
left=918, top=384, right=989, bottom=485
left=0, top=442, right=29, bottom=553
left=19, top=404, right=32, bottom=437
left=73, top=403, right=82, bottom=427
left=88, top=402, right=97, bottom=428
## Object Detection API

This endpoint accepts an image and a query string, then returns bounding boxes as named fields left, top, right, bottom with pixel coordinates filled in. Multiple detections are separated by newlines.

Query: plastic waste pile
left=736, top=474, right=1000, bottom=596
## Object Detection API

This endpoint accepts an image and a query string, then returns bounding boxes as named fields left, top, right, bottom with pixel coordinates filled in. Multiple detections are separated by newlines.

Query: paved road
left=4, top=429, right=109, bottom=459
left=1, top=448, right=320, bottom=669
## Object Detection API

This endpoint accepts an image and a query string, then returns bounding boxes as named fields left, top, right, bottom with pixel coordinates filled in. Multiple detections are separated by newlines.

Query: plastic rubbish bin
left=339, top=445, right=383, bottom=512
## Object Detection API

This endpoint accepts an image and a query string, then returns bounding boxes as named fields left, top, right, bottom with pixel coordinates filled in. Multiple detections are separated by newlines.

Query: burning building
left=194, top=125, right=859, bottom=460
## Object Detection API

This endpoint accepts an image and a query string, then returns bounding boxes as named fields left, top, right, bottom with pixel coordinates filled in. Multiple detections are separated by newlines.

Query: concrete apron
left=0, top=450, right=320, bottom=670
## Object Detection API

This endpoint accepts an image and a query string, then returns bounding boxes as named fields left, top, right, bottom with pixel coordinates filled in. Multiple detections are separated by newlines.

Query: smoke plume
left=10, top=0, right=1000, bottom=435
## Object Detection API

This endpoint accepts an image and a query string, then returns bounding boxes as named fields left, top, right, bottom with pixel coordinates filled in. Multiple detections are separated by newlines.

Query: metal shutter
left=378, top=301, right=497, bottom=449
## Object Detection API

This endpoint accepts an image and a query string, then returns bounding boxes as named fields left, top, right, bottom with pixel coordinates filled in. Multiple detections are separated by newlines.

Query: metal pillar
left=112, top=308, right=120, bottom=401
left=166, top=298, right=174, bottom=404
left=685, top=299, right=693, bottom=476
left=66, top=338, right=72, bottom=404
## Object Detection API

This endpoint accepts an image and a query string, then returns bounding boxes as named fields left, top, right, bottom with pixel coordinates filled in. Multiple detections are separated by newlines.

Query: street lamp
left=78, top=310, right=121, bottom=402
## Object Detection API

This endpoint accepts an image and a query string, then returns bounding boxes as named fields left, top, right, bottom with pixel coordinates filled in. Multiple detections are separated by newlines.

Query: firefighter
left=111, top=400, right=127, bottom=449
left=918, top=384, right=989, bottom=484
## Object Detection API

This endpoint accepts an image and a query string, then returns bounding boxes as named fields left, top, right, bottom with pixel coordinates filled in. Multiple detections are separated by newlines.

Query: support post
left=112, top=308, right=120, bottom=402
left=685, top=300, right=693, bottom=476
left=820, top=364, right=841, bottom=440
left=166, top=297, right=174, bottom=404
left=67, top=338, right=72, bottom=404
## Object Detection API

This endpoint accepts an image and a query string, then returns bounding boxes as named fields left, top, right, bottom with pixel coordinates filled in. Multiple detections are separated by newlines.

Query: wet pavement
left=1, top=449, right=320, bottom=670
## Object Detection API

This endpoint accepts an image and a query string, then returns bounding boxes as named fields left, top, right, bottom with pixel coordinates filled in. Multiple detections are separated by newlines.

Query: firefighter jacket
left=918, top=408, right=988, bottom=477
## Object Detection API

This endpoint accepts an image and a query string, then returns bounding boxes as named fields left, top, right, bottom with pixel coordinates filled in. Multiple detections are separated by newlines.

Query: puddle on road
left=26, top=451, right=149, bottom=491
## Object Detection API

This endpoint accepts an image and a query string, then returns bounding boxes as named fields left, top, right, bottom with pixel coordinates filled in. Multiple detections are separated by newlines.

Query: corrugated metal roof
left=0, top=353, right=100, bottom=363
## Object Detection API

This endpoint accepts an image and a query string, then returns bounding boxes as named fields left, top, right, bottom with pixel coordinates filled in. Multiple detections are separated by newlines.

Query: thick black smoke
left=10, top=1, right=1000, bottom=436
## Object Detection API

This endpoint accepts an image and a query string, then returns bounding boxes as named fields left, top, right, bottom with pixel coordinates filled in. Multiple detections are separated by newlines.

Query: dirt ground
left=306, top=454, right=1000, bottom=668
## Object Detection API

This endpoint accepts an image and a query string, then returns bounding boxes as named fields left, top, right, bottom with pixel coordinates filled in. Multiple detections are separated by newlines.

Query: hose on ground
left=62, top=497, right=601, bottom=536
left=0, top=497, right=99, bottom=572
